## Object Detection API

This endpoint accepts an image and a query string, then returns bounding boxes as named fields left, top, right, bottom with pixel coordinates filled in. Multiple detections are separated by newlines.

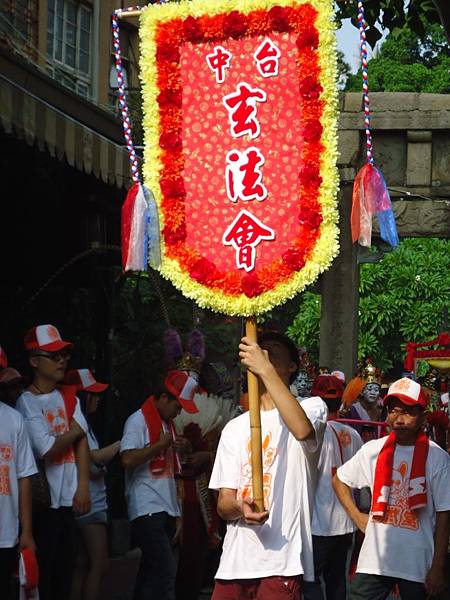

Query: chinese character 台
left=223, top=82, right=267, bottom=139
left=253, top=38, right=281, bottom=78
left=222, top=209, right=275, bottom=272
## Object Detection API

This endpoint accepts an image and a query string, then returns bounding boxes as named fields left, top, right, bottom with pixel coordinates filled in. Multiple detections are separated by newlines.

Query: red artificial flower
left=160, top=132, right=182, bottom=151
left=296, top=30, right=319, bottom=51
left=164, top=223, right=186, bottom=245
left=302, top=120, right=323, bottom=143
left=268, top=6, right=290, bottom=32
left=282, top=248, right=305, bottom=271
left=160, top=178, right=185, bottom=198
left=156, top=43, right=180, bottom=63
left=299, top=165, right=322, bottom=188
left=241, top=273, right=263, bottom=298
left=223, top=11, right=247, bottom=38
left=183, top=16, right=203, bottom=43
left=299, top=76, right=323, bottom=100
left=190, top=257, right=218, bottom=284
left=298, top=208, right=322, bottom=229
left=157, top=88, right=182, bottom=108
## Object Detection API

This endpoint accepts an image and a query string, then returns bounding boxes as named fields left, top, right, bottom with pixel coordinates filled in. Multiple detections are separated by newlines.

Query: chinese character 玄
left=222, top=82, right=267, bottom=139
left=222, top=209, right=275, bottom=271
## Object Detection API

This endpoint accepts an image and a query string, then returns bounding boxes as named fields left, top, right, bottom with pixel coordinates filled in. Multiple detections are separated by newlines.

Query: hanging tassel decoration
left=188, top=328, right=205, bottom=361
left=143, top=186, right=161, bottom=269
left=351, top=1, right=399, bottom=249
left=122, top=183, right=149, bottom=271
left=163, top=327, right=184, bottom=368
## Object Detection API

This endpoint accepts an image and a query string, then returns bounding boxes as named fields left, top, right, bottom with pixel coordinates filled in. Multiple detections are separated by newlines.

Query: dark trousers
left=34, top=506, right=76, bottom=600
left=0, top=547, right=17, bottom=598
left=302, top=534, right=352, bottom=600
left=350, top=573, right=427, bottom=600
left=131, top=512, right=177, bottom=600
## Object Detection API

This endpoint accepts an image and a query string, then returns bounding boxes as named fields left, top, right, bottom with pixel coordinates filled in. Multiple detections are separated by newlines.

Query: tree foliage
left=287, top=239, right=450, bottom=372
left=346, top=22, right=450, bottom=93
left=335, top=0, right=445, bottom=48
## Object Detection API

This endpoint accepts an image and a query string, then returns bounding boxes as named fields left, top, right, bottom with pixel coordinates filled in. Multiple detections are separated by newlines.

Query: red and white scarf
left=141, top=396, right=181, bottom=476
left=371, top=430, right=429, bottom=519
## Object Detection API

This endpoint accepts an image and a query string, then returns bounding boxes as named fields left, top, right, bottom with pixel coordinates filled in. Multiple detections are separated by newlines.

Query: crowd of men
left=0, top=324, right=449, bottom=600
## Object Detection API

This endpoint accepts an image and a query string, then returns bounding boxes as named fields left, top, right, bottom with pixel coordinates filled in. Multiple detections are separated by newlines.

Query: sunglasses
left=33, top=351, right=71, bottom=362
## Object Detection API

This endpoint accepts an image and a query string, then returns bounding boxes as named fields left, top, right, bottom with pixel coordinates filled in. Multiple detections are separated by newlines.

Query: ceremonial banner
left=140, top=0, right=339, bottom=316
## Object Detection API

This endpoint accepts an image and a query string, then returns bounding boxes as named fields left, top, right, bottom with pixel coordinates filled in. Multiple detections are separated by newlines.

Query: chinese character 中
left=222, top=82, right=267, bottom=139
left=225, top=147, right=267, bottom=203
left=253, top=38, right=281, bottom=78
left=222, top=209, right=275, bottom=271
left=206, top=45, right=232, bottom=84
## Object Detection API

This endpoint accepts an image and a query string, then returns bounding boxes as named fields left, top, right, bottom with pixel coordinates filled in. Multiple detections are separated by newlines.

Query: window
left=47, top=0, right=92, bottom=98
left=0, top=0, right=39, bottom=61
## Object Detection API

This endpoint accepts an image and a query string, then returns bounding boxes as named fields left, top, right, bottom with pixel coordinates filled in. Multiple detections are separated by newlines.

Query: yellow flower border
left=140, top=0, right=339, bottom=316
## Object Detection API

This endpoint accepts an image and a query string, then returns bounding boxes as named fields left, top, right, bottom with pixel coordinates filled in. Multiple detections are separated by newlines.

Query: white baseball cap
left=384, top=377, right=427, bottom=409
left=24, top=325, right=72, bottom=352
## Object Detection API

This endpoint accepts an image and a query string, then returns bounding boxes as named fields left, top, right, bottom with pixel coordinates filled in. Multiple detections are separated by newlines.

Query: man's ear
left=29, top=355, right=39, bottom=369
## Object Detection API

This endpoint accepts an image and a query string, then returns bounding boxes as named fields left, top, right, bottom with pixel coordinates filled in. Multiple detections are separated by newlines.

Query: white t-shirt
left=312, top=422, right=363, bottom=536
left=0, top=402, right=37, bottom=547
left=76, top=428, right=107, bottom=519
left=120, top=410, right=180, bottom=521
left=16, top=389, right=88, bottom=509
left=209, top=397, right=327, bottom=581
left=337, top=437, right=450, bottom=583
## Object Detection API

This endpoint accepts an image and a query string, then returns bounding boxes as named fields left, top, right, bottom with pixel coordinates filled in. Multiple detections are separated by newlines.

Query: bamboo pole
left=245, top=317, right=264, bottom=513
left=116, top=10, right=143, bottom=19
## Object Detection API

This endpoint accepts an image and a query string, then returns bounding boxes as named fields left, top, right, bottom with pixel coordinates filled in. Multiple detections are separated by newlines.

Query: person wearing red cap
left=16, top=325, right=91, bottom=600
left=120, top=370, right=198, bottom=600
left=302, top=375, right=363, bottom=600
left=0, top=396, right=37, bottom=597
left=209, top=332, right=327, bottom=600
left=333, top=378, right=450, bottom=599
left=66, top=369, right=120, bottom=600
left=0, top=368, right=27, bottom=407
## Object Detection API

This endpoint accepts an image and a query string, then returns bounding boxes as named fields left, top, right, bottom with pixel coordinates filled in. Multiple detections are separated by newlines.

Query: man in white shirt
left=0, top=400, right=37, bottom=597
left=120, top=370, right=198, bottom=600
left=333, top=377, right=450, bottom=600
left=209, top=331, right=328, bottom=600
left=16, top=324, right=91, bottom=600
left=303, top=374, right=363, bottom=600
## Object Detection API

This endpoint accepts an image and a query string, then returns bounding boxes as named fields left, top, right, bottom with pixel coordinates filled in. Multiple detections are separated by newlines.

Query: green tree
left=346, top=22, right=450, bottom=93
left=287, top=239, right=450, bottom=372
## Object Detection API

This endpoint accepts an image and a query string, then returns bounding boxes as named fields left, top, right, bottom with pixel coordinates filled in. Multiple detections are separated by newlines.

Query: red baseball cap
left=383, top=377, right=427, bottom=409
left=24, top=325, right=73, bottom=352
left=64, top=369, right=109, bottom=393
left=0, top=345, right=7, bottom=370
left=311, top=374, right=345, bottom=399
left=164, top=370, right=199, bottom=414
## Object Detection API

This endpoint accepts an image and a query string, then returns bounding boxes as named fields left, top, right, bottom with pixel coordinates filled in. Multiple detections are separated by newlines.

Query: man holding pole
left=209, top=331, right=328, bottom=600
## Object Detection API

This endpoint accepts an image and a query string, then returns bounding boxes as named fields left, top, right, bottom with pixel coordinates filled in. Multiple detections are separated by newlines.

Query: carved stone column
left=319, top=167, right=359, bottom=380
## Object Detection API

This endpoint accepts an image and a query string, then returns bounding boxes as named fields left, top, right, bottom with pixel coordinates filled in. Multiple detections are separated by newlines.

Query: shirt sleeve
left=209, top=421, right=241, bottom=491
left=16, top=394, right=55, bottom=460
left=73, top=398, right=88, bottom=433
left=120, top=412, right=147, bottom=453
left=337, top=445, right=371, bottom=490
left=299, top=396, right=328, bottom=453
left=430, top=456, right=450, bottom=512
left=15, top=414, right=37, bottom=479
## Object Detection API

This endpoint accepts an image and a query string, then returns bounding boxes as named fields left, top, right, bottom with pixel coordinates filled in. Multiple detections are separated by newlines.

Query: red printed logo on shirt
left=239, top=433, right=277, bottom=507
left=0, top=444, right=12, bottom=461
left=0, top=464, right=11, bottom=495
left=381, top=461, right=419, bottom=530
left=44, top=407, right=75, bottom=465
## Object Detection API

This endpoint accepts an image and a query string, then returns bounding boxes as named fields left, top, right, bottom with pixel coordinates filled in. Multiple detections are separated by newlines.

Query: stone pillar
left=319, top=133, right=360, bottom=379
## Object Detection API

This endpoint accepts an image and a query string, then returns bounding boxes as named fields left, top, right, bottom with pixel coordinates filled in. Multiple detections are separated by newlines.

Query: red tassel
left=121, top=183, right=139, bottom=271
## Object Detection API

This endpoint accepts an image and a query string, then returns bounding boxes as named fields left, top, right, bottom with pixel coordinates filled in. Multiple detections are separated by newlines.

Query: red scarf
left=141, top=396, right=181, bottom=475
left=371, top=430, right=429, bottom=519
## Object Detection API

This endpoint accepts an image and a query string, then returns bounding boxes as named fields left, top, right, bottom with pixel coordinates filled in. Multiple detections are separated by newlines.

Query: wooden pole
left=245, top=317, right=264, bottom=512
